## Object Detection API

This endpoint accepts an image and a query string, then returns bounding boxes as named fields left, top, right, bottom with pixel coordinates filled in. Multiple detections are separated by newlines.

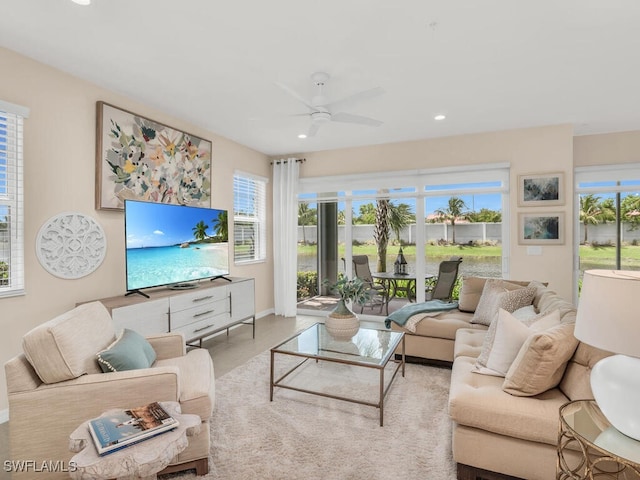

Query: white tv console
left=91, top=277, right=255, bottom=346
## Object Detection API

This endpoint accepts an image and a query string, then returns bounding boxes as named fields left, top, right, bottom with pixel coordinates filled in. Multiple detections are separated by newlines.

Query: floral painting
left=96, top=102, right=212, bottom=210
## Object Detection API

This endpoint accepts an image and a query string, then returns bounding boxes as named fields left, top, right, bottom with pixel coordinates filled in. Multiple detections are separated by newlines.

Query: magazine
left=88, top=401, right=179, bottom=455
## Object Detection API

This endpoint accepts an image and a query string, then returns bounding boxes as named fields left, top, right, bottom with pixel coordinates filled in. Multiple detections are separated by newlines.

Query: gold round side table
left=557, top=399, right=640, bottom=479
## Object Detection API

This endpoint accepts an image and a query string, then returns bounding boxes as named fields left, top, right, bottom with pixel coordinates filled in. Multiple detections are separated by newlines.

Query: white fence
left=298, top=222, right=640, bottom=244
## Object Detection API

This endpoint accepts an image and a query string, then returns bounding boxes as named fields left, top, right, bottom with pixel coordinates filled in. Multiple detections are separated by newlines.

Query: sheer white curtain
left=272, top=158, right=300, bottom=317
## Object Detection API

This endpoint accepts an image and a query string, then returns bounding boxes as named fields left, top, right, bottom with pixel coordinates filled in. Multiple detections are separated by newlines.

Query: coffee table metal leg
left=402, top=335, right=405, bottom=377
left=379, top=367, right=385, bottom=427
left=269, top=350, right=275, bottom=401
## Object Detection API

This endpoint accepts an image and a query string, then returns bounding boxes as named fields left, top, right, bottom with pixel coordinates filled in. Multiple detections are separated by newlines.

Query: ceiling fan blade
left=275, top=81, right=314, bottom=110
left=331, top=112, right=383, bottom=127
left=325, top=86, right=385, bottom=110
left=307, top=123, right=320, bottom=137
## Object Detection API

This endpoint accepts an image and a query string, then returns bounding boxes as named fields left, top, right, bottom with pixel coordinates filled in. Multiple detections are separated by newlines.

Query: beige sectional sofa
left=390, top=277, right=612, bottom=480
left=4, top=301, right=215, bottom=479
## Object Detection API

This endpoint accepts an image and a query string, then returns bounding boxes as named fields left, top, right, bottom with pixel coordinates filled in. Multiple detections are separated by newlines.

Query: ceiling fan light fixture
left=298, top=134, right=307, bottom=139
left=311, top=111, right=331, bottom=124
left=71, top=0, right=91, bottom=4
left=434, top=114, right=446, bottom=121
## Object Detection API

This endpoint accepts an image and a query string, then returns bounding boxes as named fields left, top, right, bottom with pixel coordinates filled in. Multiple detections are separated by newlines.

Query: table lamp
left=574, top=270, right=640, bottom=441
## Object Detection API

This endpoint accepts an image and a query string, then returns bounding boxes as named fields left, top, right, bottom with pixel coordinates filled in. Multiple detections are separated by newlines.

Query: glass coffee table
left=269, top=322, right=405, bottom=426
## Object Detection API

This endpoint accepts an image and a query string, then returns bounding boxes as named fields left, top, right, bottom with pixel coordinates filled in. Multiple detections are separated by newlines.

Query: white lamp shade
left=575, top=269, right=640, bottom=441
left=575, top=270, right=640, bottom=358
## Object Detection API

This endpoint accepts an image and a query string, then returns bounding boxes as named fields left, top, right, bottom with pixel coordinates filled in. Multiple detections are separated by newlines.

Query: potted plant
left=324, top=276, right=371, bottom=339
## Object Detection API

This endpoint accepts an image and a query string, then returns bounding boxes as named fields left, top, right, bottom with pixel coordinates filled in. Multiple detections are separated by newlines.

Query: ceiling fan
left=276, top=72, right=384, bottom=137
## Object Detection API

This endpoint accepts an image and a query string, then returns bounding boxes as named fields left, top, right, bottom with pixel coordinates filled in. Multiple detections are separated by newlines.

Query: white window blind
left=233, top=172, right=267, bottom=263
left=0, top=100, right=28, bottom=298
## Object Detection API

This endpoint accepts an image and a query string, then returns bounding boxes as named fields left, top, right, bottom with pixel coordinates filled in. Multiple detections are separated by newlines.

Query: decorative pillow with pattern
left=471, top=280, right=536, bottom=326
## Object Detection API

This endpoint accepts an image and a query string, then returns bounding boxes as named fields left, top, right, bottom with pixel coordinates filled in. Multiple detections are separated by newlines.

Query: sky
left=125, top=200, right=226, bottom=248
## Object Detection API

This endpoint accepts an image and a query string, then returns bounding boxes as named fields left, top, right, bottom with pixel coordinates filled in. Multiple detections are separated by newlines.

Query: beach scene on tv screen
left=125, top=201, right=229, bottom=290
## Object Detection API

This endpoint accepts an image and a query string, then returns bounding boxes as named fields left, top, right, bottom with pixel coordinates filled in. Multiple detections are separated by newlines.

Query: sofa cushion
left=449, top=355, right=570, bottom=446
left=155, top=348, right=215, bottom=420
left=502, top=323, right=579, bottom=396
left=471, top=280, right=536, bottom=326
left=474, top=308, right=561, bottom=377
left=405, top=308, right=480, bottom=341
left=458, top=277, right=533, bottom=313
left=560, top=342, right=612, bottom=401
left=22, top=301, right=116, bottom=384
left=454, top=328, right=486, bottom=359
left=96, top=329, right=157, bottom=373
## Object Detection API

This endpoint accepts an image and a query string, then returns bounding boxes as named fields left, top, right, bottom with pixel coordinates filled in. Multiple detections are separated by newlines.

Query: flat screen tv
left=124, top=199, right=230, bottom=296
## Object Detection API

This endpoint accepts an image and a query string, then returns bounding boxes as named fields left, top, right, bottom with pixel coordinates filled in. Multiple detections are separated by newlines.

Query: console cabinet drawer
left=111, top=298, right=169, bottom=336
left=169, top=286, right=228, bottom=311
left=170, top=297, right=230, bottom=330
left=171, top=312, right=231, bottom=339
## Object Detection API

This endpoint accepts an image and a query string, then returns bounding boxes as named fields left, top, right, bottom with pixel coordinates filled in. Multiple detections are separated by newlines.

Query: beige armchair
left=4, top=301, right=214, bottom=479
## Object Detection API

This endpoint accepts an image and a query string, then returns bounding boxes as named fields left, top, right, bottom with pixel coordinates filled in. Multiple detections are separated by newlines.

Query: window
left=233, top=171, right=267, bottom=263
left=575, top=164, right=640, bottom=290
left=297, top=164, right=509, bottom=315
left=0, top=100, right=29, bottom=298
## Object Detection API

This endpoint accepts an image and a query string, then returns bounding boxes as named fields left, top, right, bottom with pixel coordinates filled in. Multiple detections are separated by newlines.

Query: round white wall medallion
left=36, top=212, right=107, bottom=279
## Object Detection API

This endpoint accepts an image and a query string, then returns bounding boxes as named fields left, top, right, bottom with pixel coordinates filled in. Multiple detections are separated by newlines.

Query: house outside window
left=0, top=100, right=29, bottom=298
left=233, top=171, right=267, bottom=264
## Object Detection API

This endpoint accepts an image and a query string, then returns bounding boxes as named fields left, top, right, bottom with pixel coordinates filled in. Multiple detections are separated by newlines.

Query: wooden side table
left=557, top=399, right=640, bottom=479
left=69, top=401, right=201, bottom=480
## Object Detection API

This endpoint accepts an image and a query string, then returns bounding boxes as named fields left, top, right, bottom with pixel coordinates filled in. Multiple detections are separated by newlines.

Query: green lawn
left=297, top=243, right=640, bottom=264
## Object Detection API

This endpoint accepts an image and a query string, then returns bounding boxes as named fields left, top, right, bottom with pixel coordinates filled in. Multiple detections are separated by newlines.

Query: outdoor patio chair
left=351, top=255, right=389, bottom=314
left=426, top=257, right=462, bottom=302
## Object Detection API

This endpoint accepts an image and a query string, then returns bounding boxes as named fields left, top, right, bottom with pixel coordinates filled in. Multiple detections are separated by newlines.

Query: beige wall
left=0, top=47, right=272, bottom=412
left=291, top=124, right=576, bottom=300
left=574, top=130, right=640, bottom=166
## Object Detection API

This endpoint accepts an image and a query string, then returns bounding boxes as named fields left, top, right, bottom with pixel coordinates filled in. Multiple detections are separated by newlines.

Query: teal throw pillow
left=96, top=329, right=157, bottom=373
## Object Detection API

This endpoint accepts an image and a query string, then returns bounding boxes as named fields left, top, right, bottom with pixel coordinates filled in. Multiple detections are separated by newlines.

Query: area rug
left=164, top=351, right=456, bottom=480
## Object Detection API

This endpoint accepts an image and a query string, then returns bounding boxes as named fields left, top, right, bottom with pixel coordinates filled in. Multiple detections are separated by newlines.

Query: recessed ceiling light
left=434, top=114, right=446, bottom=121
left=298, top=134, right=307, bottom=139
left=71, top=0, right=91, bottom=5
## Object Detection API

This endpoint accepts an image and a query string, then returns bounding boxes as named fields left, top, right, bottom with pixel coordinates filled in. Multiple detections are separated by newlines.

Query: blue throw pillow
left=96, top=329, right=157, bottom=373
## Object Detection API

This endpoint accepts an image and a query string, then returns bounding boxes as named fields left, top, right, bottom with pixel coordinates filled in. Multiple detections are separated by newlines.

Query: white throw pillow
left=473, top=308, right=561, bottom=377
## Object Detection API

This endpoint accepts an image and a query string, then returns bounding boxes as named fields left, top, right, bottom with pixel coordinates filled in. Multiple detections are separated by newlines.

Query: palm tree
left=622, top=194, right=640, bottom=230
left=374, top=198, right=390, bottom=272
left=434, top=196, right=469, bottom=244
left=388, top=203, right=414, bottom=243
left=212, top=211, right=228, bottom=241
left=579, top=194, right=602, bottom=244
left=298, top=203, right=316, bottom=244
left=192, top=220, right=209, bottom=241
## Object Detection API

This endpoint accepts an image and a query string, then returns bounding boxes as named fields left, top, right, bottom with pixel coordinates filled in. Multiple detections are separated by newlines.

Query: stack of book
left=88, top=401, right=179, bottom=455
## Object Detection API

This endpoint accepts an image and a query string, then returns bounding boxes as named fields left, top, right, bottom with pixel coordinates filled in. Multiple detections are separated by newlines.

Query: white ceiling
left=2, top=0, right=640, bottom=156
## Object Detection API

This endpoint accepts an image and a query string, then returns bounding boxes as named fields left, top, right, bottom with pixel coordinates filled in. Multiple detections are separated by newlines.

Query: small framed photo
left=518, top=172, right=564, bottom=207
left=518, top=212, right=564, bottom=245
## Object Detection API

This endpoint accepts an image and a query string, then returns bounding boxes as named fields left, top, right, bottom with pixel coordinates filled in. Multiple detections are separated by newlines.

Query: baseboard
left=256, top=308, right=274, bottom=319
left=0, top=408, right=9, bottom=424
